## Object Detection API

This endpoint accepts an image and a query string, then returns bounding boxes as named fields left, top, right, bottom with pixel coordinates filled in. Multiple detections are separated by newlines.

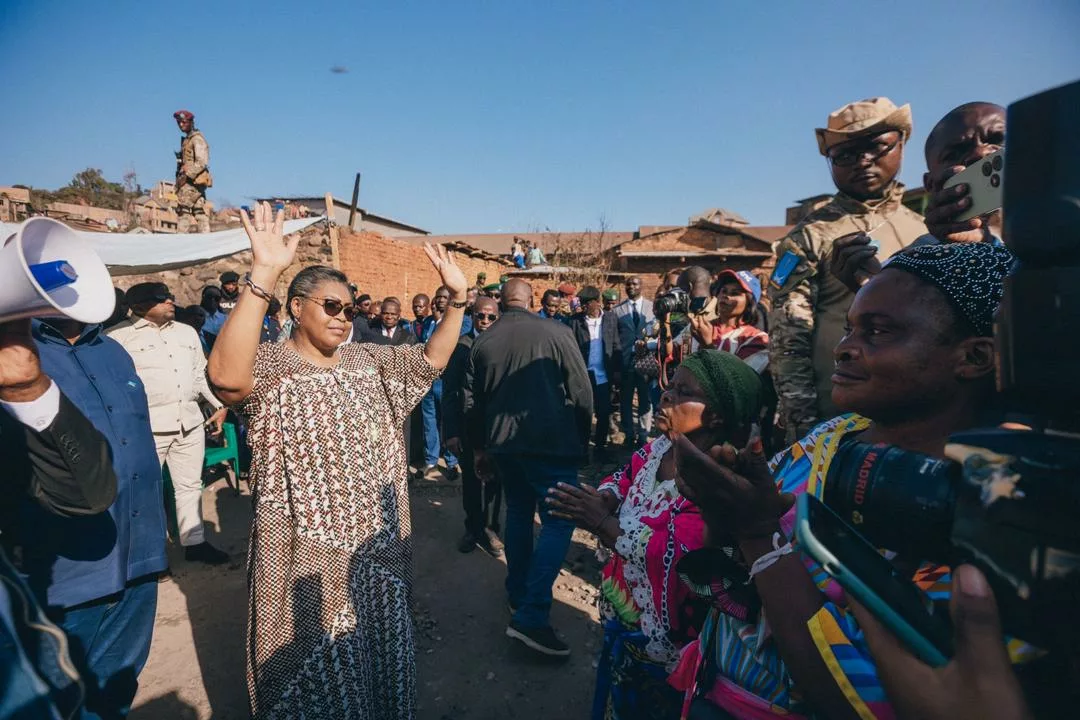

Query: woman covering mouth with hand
left=547, top=350, right=764, bottom=720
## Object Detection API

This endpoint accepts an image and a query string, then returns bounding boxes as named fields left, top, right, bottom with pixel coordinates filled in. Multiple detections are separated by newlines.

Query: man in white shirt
left=108, top=282, right=229, bottom=564
left=570, top=286, right=621, bottom=458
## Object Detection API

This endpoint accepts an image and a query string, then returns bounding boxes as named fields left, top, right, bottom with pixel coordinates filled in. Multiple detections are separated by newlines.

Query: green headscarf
left=679, top=350, right=763, bottom=433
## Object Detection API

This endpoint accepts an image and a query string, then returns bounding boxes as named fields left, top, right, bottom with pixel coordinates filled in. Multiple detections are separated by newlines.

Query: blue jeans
left=422, top=378, right=458, bottom=469
left=494, top=454, right=579, bottom=628
left=53, top=577, right=158, bottom=720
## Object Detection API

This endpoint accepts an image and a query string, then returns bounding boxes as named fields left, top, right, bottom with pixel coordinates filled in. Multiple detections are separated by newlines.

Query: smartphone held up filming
left=794, top=493, right=953, bottom=667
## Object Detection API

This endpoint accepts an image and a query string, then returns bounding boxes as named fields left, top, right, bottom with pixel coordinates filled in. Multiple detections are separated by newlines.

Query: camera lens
left=982, top=161, right=993, bottom=176
left=992, top=154, right=1003, bottom=171
left=823, top=440, right=958, bottom=561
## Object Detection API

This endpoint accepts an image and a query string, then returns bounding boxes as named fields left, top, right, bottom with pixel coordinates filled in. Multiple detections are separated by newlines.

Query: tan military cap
left=815, top=97, right=912, bottom=156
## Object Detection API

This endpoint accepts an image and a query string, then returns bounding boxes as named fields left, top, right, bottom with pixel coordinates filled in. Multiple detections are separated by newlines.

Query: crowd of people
left=0, top=89, right=1060, bottom=720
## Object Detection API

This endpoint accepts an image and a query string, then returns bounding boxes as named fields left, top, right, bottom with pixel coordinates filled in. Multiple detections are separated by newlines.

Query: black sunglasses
left=827, top=134, right=900, bottom=167
left=301, top=296, right=358, bottom=321
left=474, top=312, right=499, bottom=321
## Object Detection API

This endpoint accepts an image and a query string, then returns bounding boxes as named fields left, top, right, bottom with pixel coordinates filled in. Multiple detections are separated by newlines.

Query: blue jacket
left=22, top=321, right=167, bottom=609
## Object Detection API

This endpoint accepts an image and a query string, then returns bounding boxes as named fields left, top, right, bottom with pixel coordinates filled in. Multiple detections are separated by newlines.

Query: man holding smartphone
left=830, top=102, right=1008, bottom=291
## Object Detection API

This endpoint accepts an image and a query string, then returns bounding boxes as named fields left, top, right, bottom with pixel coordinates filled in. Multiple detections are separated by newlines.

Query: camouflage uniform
left=176, top=128, right=212, bottom=233
left=769, top=182, right=927, bottom=441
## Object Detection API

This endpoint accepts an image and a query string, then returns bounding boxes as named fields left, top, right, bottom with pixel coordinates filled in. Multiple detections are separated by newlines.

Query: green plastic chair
left=204, top=421, right=241, bottom=494
left=162, top=421, right=242, bottom=541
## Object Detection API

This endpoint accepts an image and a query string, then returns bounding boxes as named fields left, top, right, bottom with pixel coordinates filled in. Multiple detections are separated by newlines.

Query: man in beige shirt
left=108, top=282, right=229, bottom=564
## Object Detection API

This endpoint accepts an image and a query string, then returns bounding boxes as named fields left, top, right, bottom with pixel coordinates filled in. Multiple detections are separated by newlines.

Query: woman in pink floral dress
left=549, top=350, right=764, bottom=720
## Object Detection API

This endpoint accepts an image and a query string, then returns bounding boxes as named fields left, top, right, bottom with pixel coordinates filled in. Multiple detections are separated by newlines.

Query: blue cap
left=716, top=269, right=762, bottom=303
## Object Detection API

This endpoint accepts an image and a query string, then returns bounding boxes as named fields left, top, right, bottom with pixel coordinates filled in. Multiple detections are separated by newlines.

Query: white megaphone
left=0, top=217, right=116, bottom=323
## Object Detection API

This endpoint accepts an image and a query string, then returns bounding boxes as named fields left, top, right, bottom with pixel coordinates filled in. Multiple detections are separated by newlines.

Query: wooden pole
left=325, top=191, right=341, bottom=270
left=347, top=172, right=361, bottom=229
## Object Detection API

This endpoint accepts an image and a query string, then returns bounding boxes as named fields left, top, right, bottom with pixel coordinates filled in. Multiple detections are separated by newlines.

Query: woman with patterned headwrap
left=548, top=350, right=765, bottom=720
left=668, top=242, right=1023, bottom=720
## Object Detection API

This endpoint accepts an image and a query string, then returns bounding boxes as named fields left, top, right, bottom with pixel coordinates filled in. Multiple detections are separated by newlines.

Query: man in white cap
left=770, top=97, right=927, bottom=442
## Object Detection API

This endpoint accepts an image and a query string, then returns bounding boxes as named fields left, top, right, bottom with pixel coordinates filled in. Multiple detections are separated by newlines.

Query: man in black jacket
left=464, top=278, right=592, bottom=658
left=569, top=286, right=621, bottom=458
left=444, top=297, right=502, bottom=556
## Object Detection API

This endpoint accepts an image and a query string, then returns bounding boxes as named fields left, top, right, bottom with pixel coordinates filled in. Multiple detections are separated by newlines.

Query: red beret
left=557, top=282, right=577, bottom=296
left=173, top=109, right=194, bottom=121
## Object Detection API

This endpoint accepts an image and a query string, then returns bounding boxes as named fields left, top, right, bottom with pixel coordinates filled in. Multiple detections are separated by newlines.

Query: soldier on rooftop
left=173, top=109, right=212, bottom=234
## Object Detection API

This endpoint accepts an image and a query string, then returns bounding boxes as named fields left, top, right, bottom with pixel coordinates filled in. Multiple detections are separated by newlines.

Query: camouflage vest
left=180, top=130, right=212, bottom=187
left=772, top=183, right=927, bottom=418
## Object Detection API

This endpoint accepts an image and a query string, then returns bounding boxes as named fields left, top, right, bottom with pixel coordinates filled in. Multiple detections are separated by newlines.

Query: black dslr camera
left=654, top=287, right=692, bottom=316
left=822, top=80, right=1080, bottom=653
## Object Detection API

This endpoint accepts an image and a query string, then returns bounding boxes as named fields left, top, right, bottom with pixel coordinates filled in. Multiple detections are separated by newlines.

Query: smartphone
left=941, top=148, right=1004, bottom=222
left=794, top=493, right=953, bottom=666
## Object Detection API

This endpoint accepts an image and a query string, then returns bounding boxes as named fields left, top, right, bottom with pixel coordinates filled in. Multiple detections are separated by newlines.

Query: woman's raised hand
left=423, top=243, right=468, bottom=298
left=241, top=202, right=297, bottom=274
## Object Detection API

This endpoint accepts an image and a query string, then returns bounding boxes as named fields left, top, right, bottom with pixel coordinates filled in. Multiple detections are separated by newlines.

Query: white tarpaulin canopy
left=0, top=217, right=324, bottom=271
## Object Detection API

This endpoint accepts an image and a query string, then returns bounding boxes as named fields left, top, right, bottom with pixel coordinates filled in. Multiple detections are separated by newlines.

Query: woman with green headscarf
left=548, top=350, right=764, bottom=720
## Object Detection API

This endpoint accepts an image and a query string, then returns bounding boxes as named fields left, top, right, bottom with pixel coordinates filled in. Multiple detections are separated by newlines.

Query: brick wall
left=110, top=224, right=551, bottom=313
left=337, top=228, right=513, bottom=308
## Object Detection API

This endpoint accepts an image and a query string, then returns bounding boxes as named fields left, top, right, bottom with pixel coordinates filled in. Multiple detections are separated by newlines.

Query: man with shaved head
left=464, top=277, right=592, bottom=657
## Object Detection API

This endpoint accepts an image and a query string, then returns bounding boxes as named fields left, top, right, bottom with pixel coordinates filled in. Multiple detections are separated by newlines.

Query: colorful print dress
left=593, top=435, right=708, bottom=719
left=237, top=341, right=439, bottom=719
left=671, top=414, right=1040, bottom=720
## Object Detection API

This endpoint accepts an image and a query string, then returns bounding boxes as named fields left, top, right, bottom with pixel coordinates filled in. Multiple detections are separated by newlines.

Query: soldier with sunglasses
left=769, top=97, right=927, bottom=443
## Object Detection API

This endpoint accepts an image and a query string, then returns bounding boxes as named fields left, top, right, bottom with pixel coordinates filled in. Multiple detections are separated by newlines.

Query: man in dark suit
left=464, top=278, right=592, bottom=658
left=569, top=286, right=621, bottom=457
left=444, top=297, right=502, bottom=556
left=613, top=275, right=654, bottom=447
left=354, top=297, right=416, bottom=346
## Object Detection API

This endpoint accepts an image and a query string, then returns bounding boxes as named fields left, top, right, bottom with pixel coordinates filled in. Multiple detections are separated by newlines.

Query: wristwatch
left=450, top=299, right=468, bottom=309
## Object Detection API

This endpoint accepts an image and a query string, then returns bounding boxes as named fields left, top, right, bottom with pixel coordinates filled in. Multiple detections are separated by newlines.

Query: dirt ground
left=130, top=452, right=627, bottom=719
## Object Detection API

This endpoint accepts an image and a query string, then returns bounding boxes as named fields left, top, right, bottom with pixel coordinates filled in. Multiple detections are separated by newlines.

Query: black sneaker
left=506, top=622, right=570, bottom=657
left=445, top=465, right=461, bottom=482
left=457, top=532, right=478, bottom=554
left=476, top=529, right=504, bottom=558
left=184, top=541, right=230, bottom=565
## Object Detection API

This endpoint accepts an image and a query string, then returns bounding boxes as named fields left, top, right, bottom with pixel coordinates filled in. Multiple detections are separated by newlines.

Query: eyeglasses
left=300, top=296, right=358, bottom=321
left=827, top=135, right=901, bottom=168
left=474, top=312, right=499, bottom=321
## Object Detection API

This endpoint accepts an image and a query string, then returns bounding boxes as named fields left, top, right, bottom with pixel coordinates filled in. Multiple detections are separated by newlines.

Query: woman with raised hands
left=208, top=202, right=468, bottom=719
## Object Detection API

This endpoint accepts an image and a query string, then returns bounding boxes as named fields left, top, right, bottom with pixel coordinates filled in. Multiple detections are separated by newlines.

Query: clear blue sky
left=2, top=0, right=1077, bottom=234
